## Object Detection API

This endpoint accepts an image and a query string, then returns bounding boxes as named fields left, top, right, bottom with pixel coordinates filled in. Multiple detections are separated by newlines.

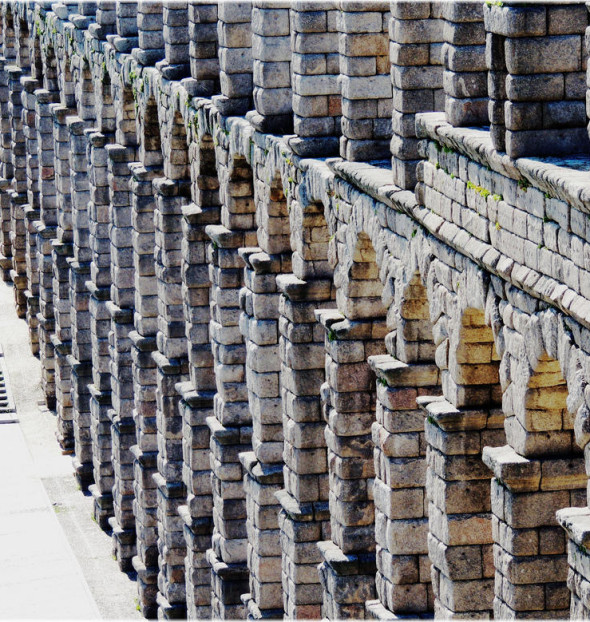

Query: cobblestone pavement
left=0, top=278, right=141, bottom=619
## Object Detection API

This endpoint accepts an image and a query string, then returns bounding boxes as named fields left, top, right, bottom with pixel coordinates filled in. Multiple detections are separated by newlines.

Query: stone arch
left=204, top=147, right=259, bottom=616
left=444, top=306, right=501, bottom=409
left=289, top=191, right=332, bottom=282
left=275, top=168, right=336, bottom=619
left=501, top=309, right=585, bottom=460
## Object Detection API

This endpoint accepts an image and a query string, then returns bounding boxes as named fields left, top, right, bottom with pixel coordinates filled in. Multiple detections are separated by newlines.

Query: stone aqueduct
left=4, top=0, right=590, bottom=619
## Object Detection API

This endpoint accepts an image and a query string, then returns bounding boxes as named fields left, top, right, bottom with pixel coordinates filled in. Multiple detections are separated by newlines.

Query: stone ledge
left=557, top=506, right=590, bottom=549
left=483, top=444, right=586, bottom=492
left=416, top=112, right=590, bottom=215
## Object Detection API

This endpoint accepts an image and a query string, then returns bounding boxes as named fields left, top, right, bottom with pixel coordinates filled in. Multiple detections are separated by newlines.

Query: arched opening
left=3, top=6, right=16, bottom=63
left=73, top=59, right=96, bottom=121
left=139, top=97, right=162, bottom=169
left=164, top=110, right=189, bottom=180
left=32, top=29, right=42, bottom=81
left=101, top=82, right=140, bottom=570
left=17, top=18, right=30, bottom=69
left=116, top=84, right=137, bottom=148
left=236, top=166, right=294, bottom=616
left=256, top=170, right=290, bottom=256
left=336, top=231, right=387, bottom=321
left=42, top=45, right=59, bottom=99
left=97, top=71, right=115, bottom=134
left=395, top=272, right=436, bottom=364
left=446, top=307, right=501, bottom=409
left=291, top=199, right=331, bottom=281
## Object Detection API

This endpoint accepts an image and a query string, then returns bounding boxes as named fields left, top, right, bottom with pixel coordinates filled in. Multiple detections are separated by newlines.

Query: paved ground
left=0, top=279, right=142, bottom=619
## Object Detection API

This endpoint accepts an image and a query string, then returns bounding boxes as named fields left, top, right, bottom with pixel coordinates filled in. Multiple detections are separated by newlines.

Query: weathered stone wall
left=4, top=1, right=590, bottom=620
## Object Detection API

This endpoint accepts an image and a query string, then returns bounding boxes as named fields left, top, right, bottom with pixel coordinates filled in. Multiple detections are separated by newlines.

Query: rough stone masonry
left=4, top=0, right=590, bottom=619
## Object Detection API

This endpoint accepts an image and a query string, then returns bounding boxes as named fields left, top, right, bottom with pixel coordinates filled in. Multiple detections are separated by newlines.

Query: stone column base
left=484, top=445, right=586, bottom=619
left=207, top=548, right=249, bottom=620
left=241, top=452, right=284, bottom=617
left=318, top=540, right=377, bottom=620
left=558, top=507, right=590, bottom=619
left=276, top=491, right=328, bottom=619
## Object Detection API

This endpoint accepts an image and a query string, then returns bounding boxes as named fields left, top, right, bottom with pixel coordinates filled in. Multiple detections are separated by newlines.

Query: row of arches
left=2, top=3, right=590, bottom=619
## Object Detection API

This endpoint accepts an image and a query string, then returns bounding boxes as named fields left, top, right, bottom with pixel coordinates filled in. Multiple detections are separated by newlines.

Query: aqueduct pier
left=2, top=1, right=590, bottom=619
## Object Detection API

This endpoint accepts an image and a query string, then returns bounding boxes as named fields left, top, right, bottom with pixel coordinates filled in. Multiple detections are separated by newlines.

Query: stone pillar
left=106, top=143, right=138, bottom=571
left=67, top=115, right=94, bottom=497
left=421, top=397, right=505, bottom=618
left=129, top=161, right=160, bottom=619
left=159, top=1, right=190, bottom=80
left=0, top=57, right=14, bottom=184
left=213, top=1, right=253, bottom=116
left=133, top=1, right=164, bottom=67
left=276, top=273, right=334, bottom=620
left=484, top=2, right=589, bottom=157
left=338, top=1, right=392, bottom=162
left=0, top=177, right=12, bottom=280
left=153, top=177, right=190, bottom=619
left=77, top=1, right=97, bottom=18
left=89, top=0, right=116, bottom=41
left=176, top=381, right=213, bottom=620
left=50, top=103, right=76, bottom=457
left=442, top=1, right=487, bottom=127
left=315, top=310, right=387, bottom=620
left=558, top=506, right=590, bottom=618
left=113, top=1, right=138, bottom=54
left=179, top=197, right=219, bottom=619
left=188, top=2, right=219, bottom=96
left=21, top=76, right=40, bottom=353
left=485, top=446, right=586, bottom=618
left=238, top=247, right=285, bottom=619
left=205, top=223, right=253, bottom=620
left=87, top=130, right=115, bottom=527
left=289, top=1, right=340, bottom=157
left=248, top=1, right=292, bottom=134
left=8, top=65, right=27, bottom=316
left=35, top=88, right=58, bottom=410
left=389, top=1, right=444, bottom=190
left=367, top=355, right=440, bottom=616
